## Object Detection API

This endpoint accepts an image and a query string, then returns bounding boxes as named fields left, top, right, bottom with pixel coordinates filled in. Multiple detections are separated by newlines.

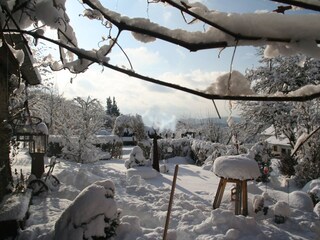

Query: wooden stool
left=213, top=177, right=249, bottom=216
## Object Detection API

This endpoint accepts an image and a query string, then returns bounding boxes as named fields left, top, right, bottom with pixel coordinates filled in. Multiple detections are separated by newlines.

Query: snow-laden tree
left=238, top=51, right=320, bottom=147
left=113, top=114, right=147, bottom=142
left=57, top=97, right=105, bottom=163
left=238, top=51, right=320, bottom=184
left=27, top=88, right=64, bottom=134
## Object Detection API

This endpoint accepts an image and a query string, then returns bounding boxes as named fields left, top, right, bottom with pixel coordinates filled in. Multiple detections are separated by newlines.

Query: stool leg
left=235, top=181, right=242, bottom=215
left=242, top=180, right=248, bottom=216
left=213, top=178, right=227, bottom=209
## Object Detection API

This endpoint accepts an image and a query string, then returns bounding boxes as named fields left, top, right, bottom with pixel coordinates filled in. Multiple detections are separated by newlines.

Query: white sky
left=50, top=0, right=315, bottom=129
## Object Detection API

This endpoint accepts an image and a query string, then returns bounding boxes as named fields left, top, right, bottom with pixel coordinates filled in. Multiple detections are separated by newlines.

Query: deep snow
left=4, top=146, right=320, bottom=240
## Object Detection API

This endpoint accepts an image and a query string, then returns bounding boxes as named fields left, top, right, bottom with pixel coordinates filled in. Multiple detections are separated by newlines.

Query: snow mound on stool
left=127, top=166, right=159, bottom=179
left=213, top=155, right=260, bottom=180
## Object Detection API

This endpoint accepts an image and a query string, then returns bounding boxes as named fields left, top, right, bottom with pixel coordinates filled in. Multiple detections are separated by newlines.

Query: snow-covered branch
left=270, top=0, right=320, bottom=12
left=83, top=0, right=320, bottom=54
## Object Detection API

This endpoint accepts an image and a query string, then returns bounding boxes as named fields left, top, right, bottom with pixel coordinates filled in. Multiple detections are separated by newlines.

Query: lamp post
left=11, top=117, right=48, bottom=179
left=29, top=122, right=48, bottom=178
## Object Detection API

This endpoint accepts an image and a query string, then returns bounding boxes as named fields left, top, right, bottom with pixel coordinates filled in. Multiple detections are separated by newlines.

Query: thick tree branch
left=82, top=0, right=320, bottom=53
left=270, top=0, right=320, bottom=12
left=5, top=29, right=320, bottom=102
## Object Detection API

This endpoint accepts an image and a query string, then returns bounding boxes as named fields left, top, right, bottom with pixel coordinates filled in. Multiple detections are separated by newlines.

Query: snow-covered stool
left=212, top=155, right=260, bottom=216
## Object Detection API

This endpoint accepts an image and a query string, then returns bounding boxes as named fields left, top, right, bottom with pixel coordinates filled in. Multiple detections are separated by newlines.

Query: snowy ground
left=8, top=146, right=320, bottom=240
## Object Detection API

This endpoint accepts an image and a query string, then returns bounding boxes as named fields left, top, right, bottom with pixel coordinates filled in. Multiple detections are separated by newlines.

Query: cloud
left=54, top=65, right=236, bottom=130
left=110, top=46, right=164, bottom=72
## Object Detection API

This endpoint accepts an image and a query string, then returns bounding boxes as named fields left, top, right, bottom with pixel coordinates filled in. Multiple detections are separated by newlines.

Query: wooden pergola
left=0, top=32, right=41, bottom=202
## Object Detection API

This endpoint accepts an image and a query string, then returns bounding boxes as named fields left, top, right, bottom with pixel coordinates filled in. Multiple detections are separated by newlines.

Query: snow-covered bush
left=294, top=137, right=320, bottom=187
left=277, top=153, right=297, bottom=177
left=191, top=140, right=229, bottom=166
left=54, top=180, right=120, bottom=240
left=125, top=146, right=150, bottom=169
left=288, top=191, right=314, bottom=212
left=302, top=179, right=320, bottom=206
left=61, top=136, right=102, bottom=163
left=137, top=139, right=152, bottom=159
left=94, top=135, right=123, bottom=159
left=47, top=135, right=63, bottom=157
left=157, top=138, right=192, bottom=160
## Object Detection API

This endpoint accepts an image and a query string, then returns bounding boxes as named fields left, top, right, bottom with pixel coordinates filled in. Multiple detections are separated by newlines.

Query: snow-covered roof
left=260, top=126, right=275, bottom=136
left=265, top=135, right=291, bottom=147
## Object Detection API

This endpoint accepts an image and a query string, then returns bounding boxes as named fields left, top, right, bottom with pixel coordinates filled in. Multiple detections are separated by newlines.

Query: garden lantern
left=11, top=116, right=48, bottom=178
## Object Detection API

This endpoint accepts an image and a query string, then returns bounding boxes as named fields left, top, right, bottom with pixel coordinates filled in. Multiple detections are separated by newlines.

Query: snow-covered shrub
left=302, top=179, right=320, bottom=206
left=288, top=191, right=314, bottom=212
left=277, top=153, right=297, bottom=177
left=191, top=140, right=228, bottom=166
left=250, top=141, right=273, bottom=182
left=47, top=135, right=63, bottom=157
left=294, top=138, right=320, bottom=187
left=157, top=138, right=192, bottom=160
left=61, top=136, right=102, bottom=163
left=54, top=180, right=120, bottom=240
left=137, top=139, right=152, bottom=159
left=202, top=143, right=229, bottom=170
left=94, top=135, right=123, bottom=159
left=274, top=201, right=290, bottom=222
left=125, top=146, right=150, bottom=169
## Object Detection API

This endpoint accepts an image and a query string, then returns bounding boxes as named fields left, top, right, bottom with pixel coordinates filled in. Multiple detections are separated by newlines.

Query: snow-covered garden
left=3, top=142, right=319, bottom=240
left=2, top=1, right=320, bottom=239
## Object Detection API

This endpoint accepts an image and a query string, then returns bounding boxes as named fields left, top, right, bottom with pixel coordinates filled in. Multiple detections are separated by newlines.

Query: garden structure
left=212, top=155, right=260, bottom=216
left=0, top=33, right=41, bottom=237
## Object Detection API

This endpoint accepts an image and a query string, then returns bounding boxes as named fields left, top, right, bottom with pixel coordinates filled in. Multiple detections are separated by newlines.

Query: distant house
left=260, top=126, right=292, bottom=156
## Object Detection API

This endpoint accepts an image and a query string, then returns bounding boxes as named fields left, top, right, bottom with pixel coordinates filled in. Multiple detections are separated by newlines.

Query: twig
left=212, top=100, right=221, bottom=119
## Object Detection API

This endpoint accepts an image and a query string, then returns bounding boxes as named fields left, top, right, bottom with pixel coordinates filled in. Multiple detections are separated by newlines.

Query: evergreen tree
left=105, top=96, right=120, bottom=117
left=106, top=97, right=112, bottom=115
left=111, top=97, right=120, bottom=116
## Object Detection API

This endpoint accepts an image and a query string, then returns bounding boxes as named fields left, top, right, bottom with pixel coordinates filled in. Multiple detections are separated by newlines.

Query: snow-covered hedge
left=48, top=135, right=123, bottom=161
left=157, top=138, right=192, bottom=160
left=191, top=140, right=228, bottom=165
left=94, top=135, right=123, bottom=159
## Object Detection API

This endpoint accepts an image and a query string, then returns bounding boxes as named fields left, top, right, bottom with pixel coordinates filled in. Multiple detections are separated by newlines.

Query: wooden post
left=163, top=165, right=179, bottom=240
left=152, top=136, right=160, bottom=172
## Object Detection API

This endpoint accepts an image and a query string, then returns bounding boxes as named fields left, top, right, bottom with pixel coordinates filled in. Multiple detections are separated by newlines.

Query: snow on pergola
left=1, top=0, right=320, bottom=101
